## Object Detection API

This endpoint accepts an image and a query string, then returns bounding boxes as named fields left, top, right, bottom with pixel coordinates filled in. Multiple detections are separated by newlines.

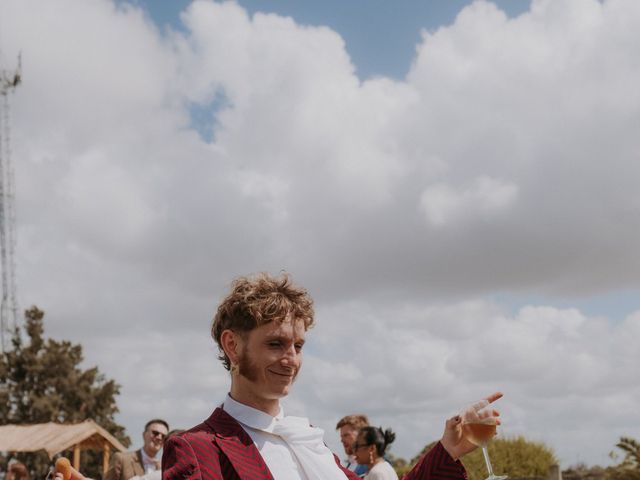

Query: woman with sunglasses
left=353, top=426, right=399, bottom=480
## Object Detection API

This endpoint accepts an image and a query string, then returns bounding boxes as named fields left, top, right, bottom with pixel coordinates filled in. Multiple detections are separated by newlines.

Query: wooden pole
left=547, top=464, right=562, bottom=480
left=73, top=445, right=80, bottom=471
left=103, top=441, right=110, bottom=476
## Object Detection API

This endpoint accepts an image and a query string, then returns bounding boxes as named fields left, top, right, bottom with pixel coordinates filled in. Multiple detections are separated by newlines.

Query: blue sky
left=128, top=0, right=532, bottom=79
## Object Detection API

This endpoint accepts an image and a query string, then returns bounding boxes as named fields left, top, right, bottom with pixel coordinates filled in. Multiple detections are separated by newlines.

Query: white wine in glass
left=461, top=400, right=507, bottom=480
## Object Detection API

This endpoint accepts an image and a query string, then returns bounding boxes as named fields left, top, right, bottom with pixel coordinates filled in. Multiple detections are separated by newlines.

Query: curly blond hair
left=211, top=272, right=314, bottom=370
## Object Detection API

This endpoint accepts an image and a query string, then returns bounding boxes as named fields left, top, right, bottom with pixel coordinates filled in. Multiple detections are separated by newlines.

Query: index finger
left=485, top=391, right=503, bottom=404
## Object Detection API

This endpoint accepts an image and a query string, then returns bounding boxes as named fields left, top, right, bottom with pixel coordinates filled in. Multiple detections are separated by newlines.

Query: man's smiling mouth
left=269, top=369, right=295, bottom=377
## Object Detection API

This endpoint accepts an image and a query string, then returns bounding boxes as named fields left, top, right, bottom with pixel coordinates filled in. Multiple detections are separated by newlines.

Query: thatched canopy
left=0, top=420, right=126, bottom=471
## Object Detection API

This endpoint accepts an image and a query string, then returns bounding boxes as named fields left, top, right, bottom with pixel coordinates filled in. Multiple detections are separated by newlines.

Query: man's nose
left=280, top=345, right=299, bottom=365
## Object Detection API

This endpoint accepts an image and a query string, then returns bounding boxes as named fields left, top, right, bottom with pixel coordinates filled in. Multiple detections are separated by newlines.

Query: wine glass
left=460, top=399, right=507, bottom=480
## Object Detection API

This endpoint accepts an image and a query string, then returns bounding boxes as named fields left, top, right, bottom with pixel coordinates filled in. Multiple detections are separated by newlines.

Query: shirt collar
left=223, top=393, right=284, bottom=433
left=140, top=447, right=156, bottom=464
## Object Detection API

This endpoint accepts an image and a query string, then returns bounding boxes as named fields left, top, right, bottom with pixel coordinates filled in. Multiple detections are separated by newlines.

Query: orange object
left=55, top=457, right=72, bottom=480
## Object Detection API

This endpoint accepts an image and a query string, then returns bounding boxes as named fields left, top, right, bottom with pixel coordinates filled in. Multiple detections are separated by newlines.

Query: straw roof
left=0, top=420, right=127, bottom=458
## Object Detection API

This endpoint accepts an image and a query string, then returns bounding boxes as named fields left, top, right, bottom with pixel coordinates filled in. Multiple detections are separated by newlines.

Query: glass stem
left=482, top=446, right=495, bottom=478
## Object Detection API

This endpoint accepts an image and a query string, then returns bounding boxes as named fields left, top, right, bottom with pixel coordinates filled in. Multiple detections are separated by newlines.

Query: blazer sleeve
left=402, top=442, right=467, bottom=480
left=333, top=453, right=361, bottom=480
left=162, top=435, right=223, bottom=480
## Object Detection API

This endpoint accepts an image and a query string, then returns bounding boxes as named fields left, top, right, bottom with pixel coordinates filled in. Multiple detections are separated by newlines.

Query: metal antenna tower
left=0, top=54, right=21, bottom=352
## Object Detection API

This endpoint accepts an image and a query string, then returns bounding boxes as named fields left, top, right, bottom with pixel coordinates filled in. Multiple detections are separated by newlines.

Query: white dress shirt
left=140, top=448, right=159, bottom=475
left=223, top=395, right=347, bottom=480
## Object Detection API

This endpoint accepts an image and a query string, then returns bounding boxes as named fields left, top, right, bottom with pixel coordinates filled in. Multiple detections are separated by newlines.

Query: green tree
left=461, top=436, right=557, bottom=480
left=615, top=438, right=640, bottom=469
left=0, top=306, right=130, bottom=479
left=607, top=437, right=640, bottom=480
left=387, top=452, right=411, bottom=477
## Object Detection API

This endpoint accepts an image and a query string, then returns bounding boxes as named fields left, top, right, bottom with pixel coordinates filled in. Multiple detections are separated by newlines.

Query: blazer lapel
left=134, top=449, right=145, bottom=477
left=206, top=408, right=274, bottom=480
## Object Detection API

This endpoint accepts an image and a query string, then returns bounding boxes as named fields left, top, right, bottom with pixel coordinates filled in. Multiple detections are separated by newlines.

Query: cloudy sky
left=1, top=0, right=640, bottom=470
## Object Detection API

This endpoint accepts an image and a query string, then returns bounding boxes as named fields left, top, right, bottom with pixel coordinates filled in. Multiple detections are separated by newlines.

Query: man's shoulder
left=167, top=408, right=241, bottom=446
left=162, top=413, right=229, bottom=475
left=175, top=423, right=217, bottom=443
left=112, top=450, right=139, bottom=462
left=107, top=449, right=142, bottom=480
left=163, top=408, right=254, bottom=466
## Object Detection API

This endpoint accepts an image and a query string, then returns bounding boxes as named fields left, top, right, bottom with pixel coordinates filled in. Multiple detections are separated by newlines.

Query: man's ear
left=220, top=329, right=243, bottom=365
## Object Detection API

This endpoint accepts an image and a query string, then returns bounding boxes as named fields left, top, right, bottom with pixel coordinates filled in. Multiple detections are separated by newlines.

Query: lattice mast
left=0, top=55, right=21, bottom=352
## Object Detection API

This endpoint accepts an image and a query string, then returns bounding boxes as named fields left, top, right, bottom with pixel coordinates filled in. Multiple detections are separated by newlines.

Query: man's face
left=142, top=422, right=168, bottom=457
left=340, top=425, right=359, bottom=456
left=236, top=317, right=306, bottom=401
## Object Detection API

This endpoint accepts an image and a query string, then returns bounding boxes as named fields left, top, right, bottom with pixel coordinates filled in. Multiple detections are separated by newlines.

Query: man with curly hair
left=162, top=272, right=502, bottom=480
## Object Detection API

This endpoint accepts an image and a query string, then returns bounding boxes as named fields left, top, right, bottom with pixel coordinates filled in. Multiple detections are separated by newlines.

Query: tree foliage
left=389, top=432, right=638, bottom=480
left=0, top=306, right=130, bottom=479
left=461, top=436, right=557, bottom=480
left=606, top=437, right=640, bottom=480
left=388, top=452, right=413, bottom=477
left=563, top=437, right=640, bottom=480
left=615, top=438, right=640, bottom=470
left=563, top=463, right=608, bottom=480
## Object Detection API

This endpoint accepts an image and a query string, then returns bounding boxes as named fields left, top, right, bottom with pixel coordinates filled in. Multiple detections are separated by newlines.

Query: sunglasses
left=149, top=430, right=166, bottom=440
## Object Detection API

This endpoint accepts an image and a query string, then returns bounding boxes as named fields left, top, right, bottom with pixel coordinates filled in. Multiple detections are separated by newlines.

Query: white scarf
left=223, top=396, right=348, bottom=480
left=272, top=415, right=348, bottom=480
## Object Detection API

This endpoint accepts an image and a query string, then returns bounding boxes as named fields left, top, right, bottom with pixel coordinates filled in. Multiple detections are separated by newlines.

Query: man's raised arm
left=403, top=392, right=503, bottom=480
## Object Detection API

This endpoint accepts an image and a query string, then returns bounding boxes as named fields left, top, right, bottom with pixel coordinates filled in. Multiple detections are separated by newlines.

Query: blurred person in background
left=336, top=414, right=370, bottom=477
left=106, top=419, right=169, bottom=480
left=353, top=427, right=398, bottom=480
left=130, top=430, right=185, bottom=480
left=6, top=462, right=29, bottom=480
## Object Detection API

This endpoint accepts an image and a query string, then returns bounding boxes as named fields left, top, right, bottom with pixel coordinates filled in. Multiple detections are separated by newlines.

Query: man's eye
left=294, top=344, right=303, bottom=352
left=268, top=341, right=281, bottom=348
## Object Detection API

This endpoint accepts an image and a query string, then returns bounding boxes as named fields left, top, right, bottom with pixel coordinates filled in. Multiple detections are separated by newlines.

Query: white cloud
left=420, top=176, right=518, bottom=226
left=2, top=0, right=640, bottom=469
left=287, top=299, right=640, bottom=467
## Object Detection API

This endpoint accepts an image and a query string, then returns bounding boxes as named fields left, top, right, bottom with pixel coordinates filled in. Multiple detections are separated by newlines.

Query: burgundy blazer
left=162, top=408, right=467, bottom=480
